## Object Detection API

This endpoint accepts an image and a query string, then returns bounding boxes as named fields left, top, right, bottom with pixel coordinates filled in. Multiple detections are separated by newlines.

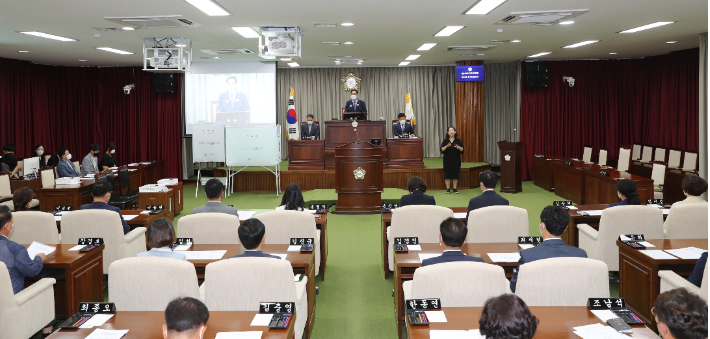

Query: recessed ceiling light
left=344, top=42, right=354, bottom=45
left=563, top=40, right=599, bottom=48
left=121, top=27, right=135, bottom=31
left=405, top=55, right=421, bottom=61
left=232, top=27, right=259, bottom=38
left=213, top=57, right=221, bottom=59
left=19, top=31, right=76, bottom=42
left=477, top=54, right=485, bottom=56
left=417, top=43, right=437, bottom=51
left=79, top=60, right=88, bottom=62
left=666, top=41, right=677, bottom=44
left=559, top=21, right=575, bottom=25
left=609, top=52, right=617, bottom=55
left=280, top=58, right=292, bottom=61
left=183, top=0, right=231, bottom=16
left=18, top=51, right=29, bottom=53
left=510, top=40, right=521, bottom=43
left=399, top=61, right=410, bottom=66
left=97, top=47, right=133, bottom=55
left=618, top=21, right=675, bottom=33
left=288, top=62, right=300, bottom=67
left=528, top=52, right=551, bottom=58
left=341, top=23, right=355, bottom=26
left=435, top=26, right=466, bottom=37
left=175, top=44, right=187, bottom=47
left=465, top=0, right=507, bottom=15
left=345, top=55, right=352, bottom=57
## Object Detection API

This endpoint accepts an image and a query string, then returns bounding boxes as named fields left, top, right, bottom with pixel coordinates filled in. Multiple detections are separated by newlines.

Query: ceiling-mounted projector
left=258, top=27, right=301, bottom=59
left=267, top=36, right=294, bottom=55
left=143, top=37, right=192, bottom=72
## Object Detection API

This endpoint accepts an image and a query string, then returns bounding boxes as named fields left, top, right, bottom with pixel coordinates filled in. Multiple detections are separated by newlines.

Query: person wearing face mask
left=81, top=143, right=103, bottom=176
left=420, top=217, right=483, bottom=267
left=300, top=114, right=320, bottom=140
left=393, top=113, right=415, bottom=138
left=216, top=76, right=250, bottom=114
left=56, top=147, right=80, bottom=178
left=0, top=153, right=21, bottom=178
left=101, top=142, right=119, bottom=171
left=163, top=297, right=209, bottom=339
left=608, top=179, right=641, bottom=207
left=344, top=89, right=367, bottom=113
left=79, top=180, right=130, bottom=234
left=34, top=144, right=49, bottom=167
left=509, top=205, right=587, bottom=292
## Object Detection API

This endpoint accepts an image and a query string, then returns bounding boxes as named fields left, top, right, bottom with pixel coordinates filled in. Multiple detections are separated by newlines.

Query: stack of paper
left=424, top=311, right=447, bottom=322
left=250, top=314, right=273, bottom=326
left=122, top=215, right=139, bottom=221
left=79, top=314, right=114, bottom=329
left=418, top=253, right=441, bottom=262
left=85, top=329, right=129, bottom=339
left=590, top=309, right=620, bottom=322
left=239, top=210, right=258, bottom=221
left=573, top=323, right=629, bottom=338
left=287, top=245, right=302, bottom=252
left=453, top=212, right=468, bottom=219
left=26, top=242, right=55, bottom=259
left=174, top=250, right=227, bottom=260
left=407, top=244, right=422, bottom=251
left=487, top=253, right=521, bottom=263
left=215, top=332, right=263, bottom=339
left=665, top=247, right=707, bottom=260
left=429, top=329, right=483, bottom=339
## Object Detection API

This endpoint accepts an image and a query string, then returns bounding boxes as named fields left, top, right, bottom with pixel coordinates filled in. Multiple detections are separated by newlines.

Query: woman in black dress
left=441, top=126, right=464, bottom=193
left=101, top=142, right=119, bottom=170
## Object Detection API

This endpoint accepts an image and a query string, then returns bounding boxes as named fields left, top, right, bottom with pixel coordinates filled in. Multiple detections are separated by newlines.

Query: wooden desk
left=551, top=159, right=603, bottom=204
left=37, top=182, right=94, bottom=212
left=664, top=169, right=698, bottom=205
left=583, top=168, right=653, bottom=205
left=10, top=177, right=42, bottom=192
left=323, top=120, right=388, bottom=169
left=165, top=182, right=184, bottom=215
left=387, top=138, right=424, bottom=169
left=630, top=161, right=653, bottom=178
left=138, top=188, right=175, bottom=221
left=393, top=243, right=520, bottom=338
left=128, top=161, right=166, bottom=185
left=288, top=140, right=325, bottom=170
left=186, top=244, right=316, bottom=339
left=618, top=239, right=707, bottom=328
left=532, top=156, right=562, bottom=192
left=563, top=205, right=669, bottom=247
left=24, top=244, right=104, bottom=319
left=47, top=311, right=295, bottom=339
left=56, top=210, right=166, bottom=231
left=406, top=306, right=654, bottom=339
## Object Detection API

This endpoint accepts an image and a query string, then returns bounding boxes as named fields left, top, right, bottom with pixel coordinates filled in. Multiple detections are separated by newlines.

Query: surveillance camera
left=123, top=84, right=135, bottom=94
left=563, top=76, right=575, bottom=87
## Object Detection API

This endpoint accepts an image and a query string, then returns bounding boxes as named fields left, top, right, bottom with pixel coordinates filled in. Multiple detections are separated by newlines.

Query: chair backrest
left=582, top=147, right=592, bottom=163
left=120, top=169, right=131, bottom=191
left=108, top=257, right=200, bottom=311
left=632, top=144, right=642, bottom=160
left=390, top=206, right=454, bottom=243
left=641, top=146, right=653, bottom=162
left=651, top=163, right=666, bottom=186
left=61, top=210, right=128, bottom=274
left=256, top=210, right=318, bottom=245
left=72, top=161, right=80, bottom=173
left=10, top=211, right=60, bottom=244
left=40, top=167, right=55, bottom=188
left=467, top=206, right=529, bottom=243
left=598, top=150, right=608, bottom=166
left=701, top=261, right=708, bottom=301
left=410, top=261, right=510, bottom=307
left=0, top=174, right=10, bottom=196
left=515, top=257, right=609, bottom=306
left=43, top=154, right=51, bottom=165
left=667, top=150, right=682, bottom=169
left=177, top=213, right=241, bottom=245
left=597, top=206, right=664, bottom=271
left=204, top=257, right=296, bottom=311
left=664, top=203, right=709, bottom=239
left=654, top=148, right=666, bottom=162
left=682, top=152, right=697, bottom=171
left=0, top=261, right=15, bottom=312
left=617, top=148, right=631, bottom=172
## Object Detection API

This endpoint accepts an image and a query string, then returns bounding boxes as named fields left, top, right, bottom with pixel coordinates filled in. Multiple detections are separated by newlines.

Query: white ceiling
left=0, top=0, right=706, bottom=67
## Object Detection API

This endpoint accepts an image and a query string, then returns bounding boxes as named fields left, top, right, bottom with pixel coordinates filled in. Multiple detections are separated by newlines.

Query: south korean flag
left=286, top=85, right=300, bottom=141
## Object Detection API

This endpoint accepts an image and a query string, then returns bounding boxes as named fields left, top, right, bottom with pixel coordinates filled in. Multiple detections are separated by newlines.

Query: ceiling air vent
left=444, top=45, right=497, bottom=52
left=104, top=15, right=202, bottom=29
left=315, top=23, right=337, bottom=28
left=322, top=42, right=340, bottom=46
left=92, top=27, right=122, bottom=31
left=495, top=9, right=588, bottom=25
left=490, top=40, right=510, bottom=44
left=201, top=49, right=254, bottom=55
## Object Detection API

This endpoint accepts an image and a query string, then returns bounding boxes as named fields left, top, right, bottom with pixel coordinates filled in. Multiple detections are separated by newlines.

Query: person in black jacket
left=687, top=252, right=707, bottom=287
left=400, top=176, right=435, bottom=207
left=467, top=170, right=509, bottom=218
left=421, top=217, right=484, bottom=267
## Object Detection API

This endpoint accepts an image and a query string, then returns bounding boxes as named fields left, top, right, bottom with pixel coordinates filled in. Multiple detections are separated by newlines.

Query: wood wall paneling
left=455, top=60, right=485, bottom=163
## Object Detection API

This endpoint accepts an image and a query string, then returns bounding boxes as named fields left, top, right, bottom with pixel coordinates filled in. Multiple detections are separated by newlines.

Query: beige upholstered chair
left=582, top=147, right=592, bottom=163
left=72, top=161, right=80, bottom=173
left=598, top=149, right=608, bottom=166
left=631, top=144, right=642, bottom=160
left=204, top=258, right=308, bottom=339
left=0, top=174, right=11, bottom=200
left=177, top=213, right=241, bottom=245
left=9, top=211, right=61, bottom=244
left=0, top=262, right=56, bottom=339
left=640, top=146, right=653, bottom=163
left=654, top=148, right=666, bottom=162
left=659, top=260, right=708, bottom=302
left=40, top=168, right=55, bottom=189
left=663, top=203, right=709, bottom=239
left=256, top=210, right=320, bottom=276
left=61, top=210, right=147, bottom=274
left=579, top=206, right=664, bottom=271
left=682, top=152, right=697, bottom=171
left=515, top=257, right=609, bottom=306
left=467, top=206, right=529, bottom=243
left=667, top=150, right=682, bottom=169
left=387, top=205, right=454, bottom=271
left=108, top=257, right=200, bottom=311
left=617, top=148, right=631, bottom=172
left=403, top=261, right=511, bottom=306
left=651, top=163, right=666, bottom=199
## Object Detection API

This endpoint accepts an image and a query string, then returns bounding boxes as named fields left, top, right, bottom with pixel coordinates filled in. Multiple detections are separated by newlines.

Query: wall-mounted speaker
left=152, top=73, right=177, bottom=93
left=524, top=62, right=548, bottom=88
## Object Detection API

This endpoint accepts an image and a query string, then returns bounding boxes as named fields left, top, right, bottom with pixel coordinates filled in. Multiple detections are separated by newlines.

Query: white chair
left=682, top=152, right=697, bottom=171
left=582, top=147, right=592, bottom=163
left=651, top=163, right=666, bottom=199
left=632, top=144, right=642, bottom=160
left=60, top=210, right=147, bottom=274
left=640, top=146, right=653, bottom=163
left=0, top=262, right=56, bottom=339
left=659, top=261, right=708, bottom=302
left=667, top=150, right=682, bottom=169
left=177, top=213, right=241, bottom=245
left=204, top=258, right=308, bottom=339
left=617, top=148, right=631, bottom=172
left=467, top=206, right=528, bottom=243
left=72, top=161, right=80, bottom=173
left=108, top=257, right=200, bottom=311
left=598, top=149, right=608, bottom=166
left=387, top=205, right=453, bottom=271
left=256, top=210, right=321, bottom=276
left=663, top=203, right=709, bottom=239
left=579, top=206, right=664, bottom=271
left=9, top=211, right=60, bottom=244
left=40, top=167, right=55, bottom=188
left=515, top=257, right=609, bottom=306
left=0, top=174, right=12, bottom=200
left=403, top=261, right=511, bottom=306
left=654, top=148, right=666, bottom=163
left=42, top=155, right=51, bottom=166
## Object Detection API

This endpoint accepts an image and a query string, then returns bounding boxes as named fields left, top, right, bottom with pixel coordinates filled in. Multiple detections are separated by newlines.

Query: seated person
left=674, top=176, right=708, bottom=205
left=392, top=113, right=415, bottom=138
left=81, top=143, right=102, bottom=176
left=0, top=143, right=22, bottom=174
left=0, top=153, right=20, bottom=178
left=510, top=205, right=587, bottom=292
left=300, top=114, right=320, bottom=140
left=192, top=179, right=239, bottom=216
left=230, top=218, right=280, bottom=259
left=12, top=187, right=39, bottom=211
left=163, top=297, right=209, bottom=339
left=653, top=288, right=707, bottom=339
left=479, top=294, right=538, bottom=339
left=421, top=217, right=484, bottom=267
left=609, top=179, right=641, bottom=207
left=687, top=252, right=707, bottom=287
left=101, top=142, right=119, bottom=171
left=400, top=176, right=435, bottom=207
left=56, top=147, right=81, bottom=178
left=277, top=183, right=307, bottom=212
left=34, top=144, right=47, bottom=168
left=79, top=180, right=130, bottom=234
left=137, top=217, right=186, bottom=261
left=467, top=170, right=509, bottom=217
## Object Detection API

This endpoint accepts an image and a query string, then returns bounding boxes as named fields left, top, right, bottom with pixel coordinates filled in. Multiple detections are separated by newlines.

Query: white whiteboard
left=192, top=123, right=226, bottom=163
left=225, top=125, right=281, bottom=167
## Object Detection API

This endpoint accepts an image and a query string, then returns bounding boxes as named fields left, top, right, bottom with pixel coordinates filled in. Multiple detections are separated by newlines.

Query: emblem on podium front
left=504, top=154, right=511, bottom=161
left=353, top=167, right=366, bottom=180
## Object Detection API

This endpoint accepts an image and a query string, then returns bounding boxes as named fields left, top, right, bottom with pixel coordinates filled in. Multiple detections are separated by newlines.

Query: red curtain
left=0, top=58, right=183, bottom=179
left=520, top=48, right=699, bottom=180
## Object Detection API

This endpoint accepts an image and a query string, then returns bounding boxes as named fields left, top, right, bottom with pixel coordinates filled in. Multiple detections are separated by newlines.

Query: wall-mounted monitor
left=456, top=65, right=484, bottom=82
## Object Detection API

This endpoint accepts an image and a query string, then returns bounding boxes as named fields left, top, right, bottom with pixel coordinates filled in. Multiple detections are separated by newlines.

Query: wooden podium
left=334, top=141, right=384, bottom=212
left=498, top=141, right=523, bottom=193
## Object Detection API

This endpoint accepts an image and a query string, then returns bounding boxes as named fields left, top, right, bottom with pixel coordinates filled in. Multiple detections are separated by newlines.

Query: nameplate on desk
left=619, top=234, right=645, bottom=241
left=588, top=298, right=626, bottom=310
left=534, top=155, right=546, bottom=158
left=290, top=238, right=315, bottom=246
left=79, top=302, right=116, bottom=314
left=382, top=202, right=399, bottom=209
left=55, top=205, right=74, bottom=212
left=405, top=298, right=441, bottom=310
left=565, top=161, right=574, bottom=166
left=598, top=170, right=610, bottom=177
left=78, top=238, right=104, bottom=246
left=518, top=236, right=543, bottom=246
left=146, top=205, right=165, bottom=211
left=259, top=302, right=295, bottom=314
left=646, top=199, right=665, bottom=205
left=175, top=238, right=193, bottom=245
left=309, top=204, right=328, bottom=210
left=553, top=200, right=573, bottom=207
left=394, top=237, right=419, bottom=245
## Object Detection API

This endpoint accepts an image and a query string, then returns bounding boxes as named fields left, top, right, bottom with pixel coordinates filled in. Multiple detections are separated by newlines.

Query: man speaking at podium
left=344, top=89, right=367, bottom=113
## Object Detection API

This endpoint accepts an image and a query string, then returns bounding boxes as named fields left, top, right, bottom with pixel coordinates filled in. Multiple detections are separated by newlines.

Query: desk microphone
left=505, top=128, right=517, bottom=142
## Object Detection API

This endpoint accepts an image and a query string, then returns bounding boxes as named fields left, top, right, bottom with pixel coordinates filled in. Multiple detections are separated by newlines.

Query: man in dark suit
left=300, top=114, right=320, bottom=140
left=467, top=170, right=509, bottom=218
left=510, top=205, right=588, bottom=292
left=344, top=89, right=367, bottom=113
left=79, top=180, right=130, bottom=234
left=688, top=252, right=707, bottom=287
left=192, top=179, right=239, bottom=217
left=400, top=176, right=435, bottom=207
left=230, top=218, right=281, bottom=259
left=421, top=217, right=484, bottom=267
left=216, top=76, right=250, bottom=113
left=392, top=113, right=415, bottom=138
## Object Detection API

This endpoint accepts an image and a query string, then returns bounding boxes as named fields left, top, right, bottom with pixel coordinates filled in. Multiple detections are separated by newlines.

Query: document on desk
left=662, top=209, right=670, bottom=215
left=215, top=331, right=263, bottom=339
left=519, top=244, right=535, bottom=250
left=172, top=244, right=192, bottom=251
left=407, top=244, right=422, bottom=251
left=287, top=245, right=302, bottom=251
left=591, top=309, right=619, bottom=322
left=573, top=323, right=629, bottom=339
left=418, top=253, right=441, bottom=262
left=582, top=210, right=604, bottom=216
left=272, top=254, right=288, bottom=260
left=250, top=314, right=273, bottom=326
left=429, top=329, right=483, bottom=339
left=26, top=242, right=55, bottom=260
left=84, top=329, right=129, bottom=339
left=54, top=216, right=61, bottom=221
left=639, top=250, right=677, bottom=260
left=307, top=209, right=318, bottom=214
left=174, top=250, right=227, bottom=260
left=79, top=314, right=114, bottom=329
left=122, top=215, right=139, bottom=221
left=424, top=311, right=448, bottom=322
left=567, top=205, right=578, bottom=210
left=487, top=253, right=521, bottom=263
left=239, top=210, right=258, bottom=221
left=636, top=241, right=655, bottom=247
left=664, top=247, right=707, bottom=260
left=68, top=245, right=86, bottom=251
left=453, top=212, right=468, bottom=219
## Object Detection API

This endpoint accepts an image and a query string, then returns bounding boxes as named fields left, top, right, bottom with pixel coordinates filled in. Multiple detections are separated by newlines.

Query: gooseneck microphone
left=505, top=128, right=517, bottom=142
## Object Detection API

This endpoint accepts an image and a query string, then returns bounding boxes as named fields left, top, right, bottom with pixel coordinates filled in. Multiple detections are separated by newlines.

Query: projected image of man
left=217, top=76, right=250, bottom=113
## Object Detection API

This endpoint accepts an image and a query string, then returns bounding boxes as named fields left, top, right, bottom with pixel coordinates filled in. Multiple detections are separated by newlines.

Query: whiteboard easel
left=191, top=123, right=226, bottom=197
left=224, top=125, right=282, bottom=197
